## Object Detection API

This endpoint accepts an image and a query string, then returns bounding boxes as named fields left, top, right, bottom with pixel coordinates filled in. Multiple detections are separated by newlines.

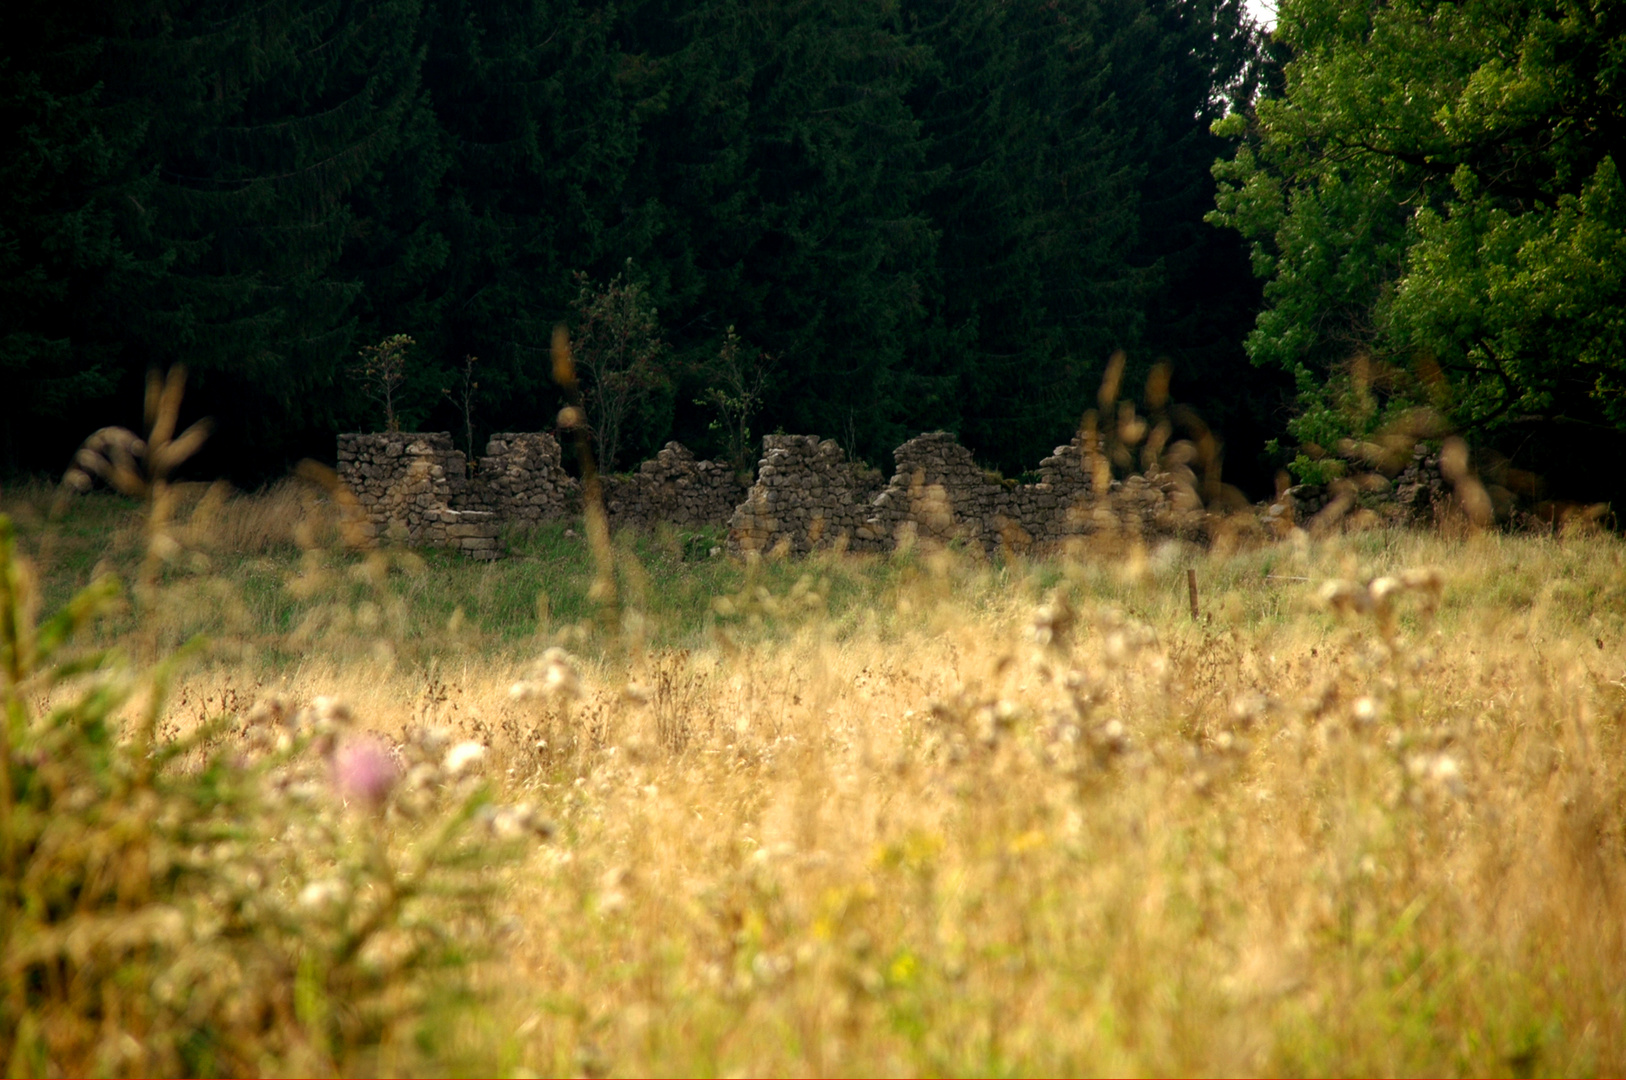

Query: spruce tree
left=0, top=0, right=153, bottom=471
left=1128, top=0, right=1286, bottom=493
left=110, top=0, right=431, bottom=468
left=904, top=0, right=1150, bottom=473
left=417, top=0, right=644, bottom=445
left=618, top=0, right=939, bottom=464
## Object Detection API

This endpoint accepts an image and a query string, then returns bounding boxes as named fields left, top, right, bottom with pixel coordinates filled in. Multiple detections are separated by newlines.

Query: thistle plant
left=0, top=375, right=549, bottom=1077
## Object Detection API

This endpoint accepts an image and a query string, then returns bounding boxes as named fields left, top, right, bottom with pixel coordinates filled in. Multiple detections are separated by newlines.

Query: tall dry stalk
left=553, top=324, right=619, bottom=631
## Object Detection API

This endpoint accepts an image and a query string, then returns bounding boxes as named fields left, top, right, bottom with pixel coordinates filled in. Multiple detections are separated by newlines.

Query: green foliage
left=410, top=0, right=641, bottom=446
left=0, top=514, right=529, bottom=1075
left=1393, top=159, right=1626, bottom=429
left=1211, top=0, right=1626, bottom=480
left=354, top=334, right=418, bottom=433
left=571, top=264, right=670, bottom=473
left=0, top=388, right=546, bottom=1074
left=0, top=3, right=151, bottom=471
left=909, top=0, right=1273, bottom=474
left=696, top=326, right=768, bottom=476
left=617, top=0, right=941, bottom=463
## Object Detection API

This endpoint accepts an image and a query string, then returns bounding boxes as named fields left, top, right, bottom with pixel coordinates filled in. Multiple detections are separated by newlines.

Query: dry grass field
left=3, top=470, right=1625, bottom=1075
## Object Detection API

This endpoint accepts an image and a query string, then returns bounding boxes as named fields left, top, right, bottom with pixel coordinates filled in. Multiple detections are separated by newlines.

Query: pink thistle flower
left=333, top=736, right=398, bottom=810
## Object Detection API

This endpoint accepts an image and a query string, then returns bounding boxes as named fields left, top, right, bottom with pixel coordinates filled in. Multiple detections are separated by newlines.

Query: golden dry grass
left=111, top=503, right=1626, bottom=1076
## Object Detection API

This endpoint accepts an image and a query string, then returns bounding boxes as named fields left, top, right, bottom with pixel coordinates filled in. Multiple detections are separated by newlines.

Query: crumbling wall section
left=339, top=431, right=746, bottom=554
left=860, top=432, right=1022, bottom=552
left=728, top=436, right=884, bottom=555
left=728, top=430, right=1208, bottom=557
left=339, top=427, right=1217, bottom=561
left=1261, top=446, right=1451, bottom=532
left=335, top=433, right=502, bottom=558
left=603, top=442, right=750, bottom=533
left=476, top=432, right=579, bottom=526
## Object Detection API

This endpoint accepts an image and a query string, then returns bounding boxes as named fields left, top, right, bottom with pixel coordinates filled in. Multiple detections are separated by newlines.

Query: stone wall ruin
left=338, top=427, right=1476, bottom=561
left=338, top=431, right=748, bottom=557
left=335, top=432, right=505, bottom=558
left=475, top=432, right=581, bottom=527
left=726, top=435, right=886, bottom=556
left=728, top=431, right=1209, bottom=558
left=604, top=442, right=750, bottom=534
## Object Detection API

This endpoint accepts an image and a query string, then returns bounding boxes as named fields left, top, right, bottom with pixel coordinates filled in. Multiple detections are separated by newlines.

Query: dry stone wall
left=477, top=433, right=580, bottom=526
left=729, top=431, right=1207, bottom=558
left=728, top=436, right=885, bottom=555
left=1392, top=446, right=1450, bottom=521
left=335, top=433, right=502, bottom=558
left=341, top=428, right=1462, bottom=563
left=604, top=442, right=750, bottom=533
left=339, top=431, right=746, bottom=556
left=1260, top=446, right=1450, bottom=532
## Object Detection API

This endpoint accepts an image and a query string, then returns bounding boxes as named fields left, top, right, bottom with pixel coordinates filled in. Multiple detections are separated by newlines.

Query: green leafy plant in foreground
left=0, top=372, right=551, bottom=1075
left=0, top=513, right=544, bottom=1076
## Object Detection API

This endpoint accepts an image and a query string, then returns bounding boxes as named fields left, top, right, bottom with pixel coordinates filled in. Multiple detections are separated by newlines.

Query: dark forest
left=1, top=0, right=1280, bottom=489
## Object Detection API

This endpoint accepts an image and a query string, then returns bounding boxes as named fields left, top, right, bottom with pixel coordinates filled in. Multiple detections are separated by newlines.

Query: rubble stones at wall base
left=1259, top=447, right=1449, bottom=530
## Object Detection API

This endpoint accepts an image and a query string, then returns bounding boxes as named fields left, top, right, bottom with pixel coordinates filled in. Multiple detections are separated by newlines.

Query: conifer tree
left=109, top=0, right=431, bottom=465
left=618, top=0, right=939, bottom=463
left=904, top=0, right=1153, bottom=472
left=0, top=0, right=153, bottom=470
left=417, top=0, right=644, bottom=442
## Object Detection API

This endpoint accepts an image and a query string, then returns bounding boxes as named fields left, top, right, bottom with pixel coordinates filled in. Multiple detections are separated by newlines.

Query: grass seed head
left=444, top=740, right=488, bottom=776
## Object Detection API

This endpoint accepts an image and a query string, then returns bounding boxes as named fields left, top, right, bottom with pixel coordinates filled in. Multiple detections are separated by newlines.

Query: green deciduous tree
left=571, top=263, right=669, bottom=473
left=697, top=324, right=769, bottom=476
left=355, top=333, right=417, bottom=432
left=1211, top=0, right=1626, bottom=488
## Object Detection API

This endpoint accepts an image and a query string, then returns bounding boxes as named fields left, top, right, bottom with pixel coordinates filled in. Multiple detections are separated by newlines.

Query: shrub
left=1, top=371, right=550, bottom=1076
left=0, top=513, right=548, bottom=1075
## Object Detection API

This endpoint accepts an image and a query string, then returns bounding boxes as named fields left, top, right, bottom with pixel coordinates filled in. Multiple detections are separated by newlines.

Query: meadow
left=2, top=472, right=1625, bottom=1076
